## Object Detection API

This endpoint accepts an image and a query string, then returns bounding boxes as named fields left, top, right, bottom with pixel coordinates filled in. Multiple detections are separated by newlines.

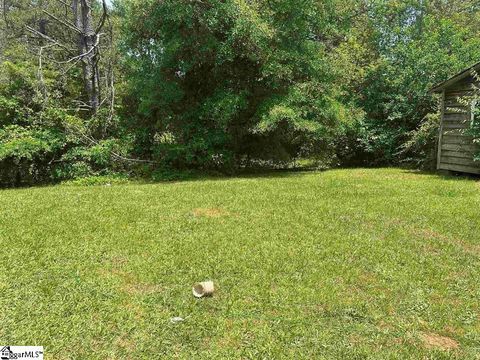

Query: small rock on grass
left=170, top=317, right=185, bottom=324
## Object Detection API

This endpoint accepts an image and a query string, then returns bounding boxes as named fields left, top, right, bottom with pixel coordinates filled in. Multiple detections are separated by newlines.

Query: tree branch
left=58, top=33, right=101, bottom=63
left=42, top=9, right=83, bottom=34
left=55, top=0, right=70, bottom=7
left=95, top=0, right=108, bottom=34
left=25, top=25, right=76, bottom=54
left=37, top=43, right=56, bottom=101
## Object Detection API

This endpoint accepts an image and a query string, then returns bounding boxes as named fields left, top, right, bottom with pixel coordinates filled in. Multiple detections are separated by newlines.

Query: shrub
left=399, top=113, right=440, bottom=170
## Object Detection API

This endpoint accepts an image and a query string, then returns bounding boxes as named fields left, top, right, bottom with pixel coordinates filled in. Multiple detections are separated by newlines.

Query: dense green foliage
left=1, top=168, right=480, bottom=357
left=120, top=0, right=356, bottom=170
left=354, top=2, right=480, bottom=167
left=463, top=70, right=480, bottom=161
left=0, top=0, right=127, bottom=186
left=2, top=0, right=480, bottom=185
left=0, top=58, right=125, bottom=186
left=119, top=0, right=480, bottom=171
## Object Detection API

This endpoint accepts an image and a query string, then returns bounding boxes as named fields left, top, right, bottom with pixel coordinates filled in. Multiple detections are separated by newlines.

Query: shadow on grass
left=145, top=167, right=321, bottom=185
left=0, top=168, right=321, bottom=191
left=143, top=166, right=480, bottom=186
left=3, top=166, right=479, bottom=191
left=63, top=167, right=480, bottom=188
left=401, top=168, right=480, bottom=182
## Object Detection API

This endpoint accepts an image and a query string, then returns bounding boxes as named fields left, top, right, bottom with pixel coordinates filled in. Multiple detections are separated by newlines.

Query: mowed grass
left=0, top=168, right=479, bottom=359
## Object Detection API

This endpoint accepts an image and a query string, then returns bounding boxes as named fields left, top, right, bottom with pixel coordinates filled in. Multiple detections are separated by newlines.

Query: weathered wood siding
left=438, top=76, right=480, bottom=174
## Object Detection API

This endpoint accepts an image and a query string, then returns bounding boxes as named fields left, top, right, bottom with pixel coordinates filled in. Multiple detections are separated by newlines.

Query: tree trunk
left=72, top=0, right=100, bottom=113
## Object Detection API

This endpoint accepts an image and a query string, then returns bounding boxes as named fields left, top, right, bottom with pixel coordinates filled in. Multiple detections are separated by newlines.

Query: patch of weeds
left=151, top=169, right=199, bottom=181
left=62, top=174, right=131, bottom=186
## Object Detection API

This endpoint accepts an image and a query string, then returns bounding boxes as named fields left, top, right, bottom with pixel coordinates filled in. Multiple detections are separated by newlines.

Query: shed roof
left=430, top=61, right=480, bottom=93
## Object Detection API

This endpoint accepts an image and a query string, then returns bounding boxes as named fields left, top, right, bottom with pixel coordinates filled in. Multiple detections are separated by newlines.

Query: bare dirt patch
left=115, top=333, right=135, bottom=350
left=377, top=320, right=395, bottom=331
left=414, top=228, right=446, bottom=240
left=420, top=332, right=459, bottom=351
left=98, top=268, right=162, bottom=295
left=443, top=325, right=465, bottom=337
left=349, top=334, right=367, bottom=346
left=109, top=255, right=129, bottom=266
left=412, top=228, right=480, bottom=256
left=123, top=302, right=145, bottom=320
left=192, top=207, right=231, bottom=218
left=385, top=217, right=407, bottom=228
left=122, top=282, right=163, bottom=295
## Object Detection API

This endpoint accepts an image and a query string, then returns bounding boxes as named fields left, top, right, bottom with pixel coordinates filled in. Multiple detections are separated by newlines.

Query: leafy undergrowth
left=61, top=174, right=132, bottom=187
left=0, top=168, right=479, bottom=359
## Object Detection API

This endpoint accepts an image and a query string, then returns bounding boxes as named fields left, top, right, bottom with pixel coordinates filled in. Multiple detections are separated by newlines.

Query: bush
left=399, top=113, right=440, bottom=170
left=61, top=174, right=131, bottom=186
left=0, top=57, right=130, bottom=187
left=121, top=0, right=357, bottom=171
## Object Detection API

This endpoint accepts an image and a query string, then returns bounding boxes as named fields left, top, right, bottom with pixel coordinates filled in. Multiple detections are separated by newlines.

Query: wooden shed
left=431, top=62, right=480, bottom=175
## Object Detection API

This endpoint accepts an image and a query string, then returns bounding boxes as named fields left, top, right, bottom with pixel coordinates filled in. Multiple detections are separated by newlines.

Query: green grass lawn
left=0, top=168, right=479, bottom=359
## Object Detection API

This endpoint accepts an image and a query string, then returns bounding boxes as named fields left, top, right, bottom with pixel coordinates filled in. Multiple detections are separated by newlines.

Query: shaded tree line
left=1, top=0, right=480, bottom=186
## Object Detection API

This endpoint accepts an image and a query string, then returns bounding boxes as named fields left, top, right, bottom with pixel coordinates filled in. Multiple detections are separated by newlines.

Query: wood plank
left=443, top=122, right=471, bottom=129
left=444, top=104, right=468, bottom=110
left=447, top=79, right=477, bottom=91
left=437, top=90, right=445, bottom=170
left=447, top=86, right=475, bottom=92
left=444, top=107, right=467, bottom=113
left=444, top=109, right=465, bottom=115
left=440, top=156, right=477, bottom=167
left=445, top=98, right=470, bottom=109
left=442, top=133, right=473, bottom=138
left=445, top=94, right=474, bottom=101
left=441, top=150, right=476, bottom=159
left=441, top=143, right=478, bottom=152
left=443, top=119, right=470, bottom=126
left=442, top=135, right=474, bottom=144
left=439, top=163, right=480, bottom=174
left=442, top=129, right=469, bottom=136
left=445, top=90, right=474, bottom=97
left=443, top=114, right=470, bottom=121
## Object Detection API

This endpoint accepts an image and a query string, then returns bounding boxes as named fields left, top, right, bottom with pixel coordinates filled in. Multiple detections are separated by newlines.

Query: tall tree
left=71, top=0, right=107, bottom=112
left=336, top=0, right=480, bottom=166
left=0, top=0, right=125, bottom=186
left=120, top=0, right=358, bottom=170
